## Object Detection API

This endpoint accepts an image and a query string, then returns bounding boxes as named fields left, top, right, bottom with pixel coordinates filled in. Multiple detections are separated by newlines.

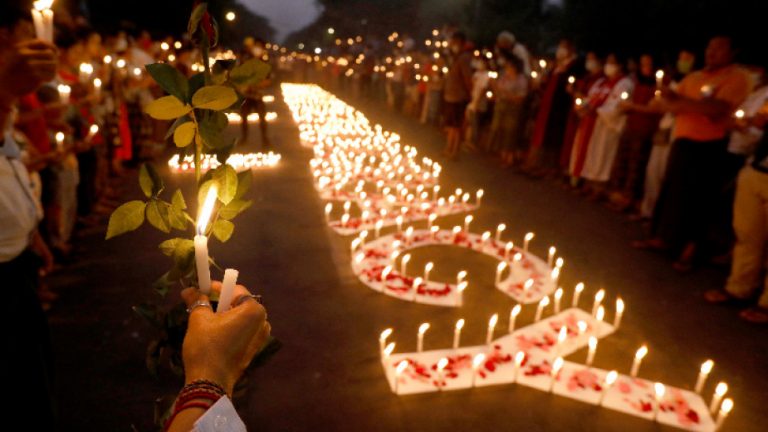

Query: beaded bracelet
left=163, top=380, right=227, bottom=431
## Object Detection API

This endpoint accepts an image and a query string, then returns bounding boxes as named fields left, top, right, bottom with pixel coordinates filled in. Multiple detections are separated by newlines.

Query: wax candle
left=432, top=185, right=440, bottom=201
left=456, top=281, right=467, bottom=306
left=535, top=296, right=550, bottom=322
left=417, top=323, right=430, bottom=352
left=710, top=382, right=728, bottom=414
left=577, top=320, right=587, bottom=336
left=216, top=269, right=239, bottom=314
left=375, top=219, right=383, bottom=238
left=655, top=69, right=665, bottom=88
left=595, top=306, right=605, bottom=337
left=522, top=278, right=534, bottom=299
left=383, top=342, right=395, bottom=361
left=427, top=213, right=437, bottom=230
left=715, top=398, right=733, bottom=430
left=471, top=353, right=486, bottom=387
left=486, top=314, right=498, bottom=345
left=481, top=231, right=491, bottom=248
left=340, top=213, right=350, bottom=227
left=411, top=277, right=422, bottom=300
left=54, top=132, right=64, bottom=151
left=452, top=226, right=461, bottom=242
left=495, top=223, right=506, bottom=242
left=194, top=185, right=218, bottom=295
left=423, top=262, right=434, bottom=282
left=448, top=318, right=465, bottom=349
left=350, top=238, right=361, bottom=255
left=587, top=336, right=597, bottom=366
left=508, top=304, right=521, bottom=333
left=32, top=0, right=54, bottom=42
left=513, top=351, right=525, bottom=382
left=456, top=270, right=467, bottom=285
left=592, top=289, right=605, bottom=316
left=394, top=360, right=408, bottom=394
left=548, top=246, right=556, bottom=267
left=85, top=124, right=99, bottom=142
left=464, top=215, right=473, bottom=232
left=380, top=266, right=391, bottom=288
left=573, top=282, right=584, bottom=308
left=557, top=326, right=568, bottom=356
left=400, top=253, right=411, bottom=275
left=553, top=288, right=563, bottom=314
left=630, top=345, right=648, bottom=377
left=57, top=84, right=71, bottom=104
left=599, top=371, right=618, bottom=406
left=614, top=298, right=624, bottom=329
left=555, top=257, right=564, bottom=269
left=93, top=78, right=102, bottom=95
left=653, top=383, right=666, bottom=421
left=523, top=232, right=534, bottom=252
left=476, top=189, right=484, bottom=206
left=495, top=262, right=507, bottom=285
left=694, top=359, right=714, bottom=394
left=379, top=328, right=393, bottom=352
left=396, top=215, right=403, bottom=232
left=549, top=357, right=564, bottom=392
left=436, top=358, right=448, bottom=390
left=430, top=225, right=439, bottom=240
left=504, top=242, right=513, bottom=259
left=390, top=250, right=400, bottom=267
left=551, top=267, right=560, bottom=286
left=323, top=203, right=332, bottom=223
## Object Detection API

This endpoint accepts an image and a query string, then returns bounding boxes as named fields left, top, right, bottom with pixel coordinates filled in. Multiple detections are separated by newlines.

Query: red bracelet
left=164, top=381, right=226, bottom=431
left=164, top=401, right=214, bottom=431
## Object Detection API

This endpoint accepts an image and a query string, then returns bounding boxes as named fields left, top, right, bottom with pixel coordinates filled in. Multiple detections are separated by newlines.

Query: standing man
left=240, top=37, right=271, bottom=149
left=442, top=32, right=473, bottom=159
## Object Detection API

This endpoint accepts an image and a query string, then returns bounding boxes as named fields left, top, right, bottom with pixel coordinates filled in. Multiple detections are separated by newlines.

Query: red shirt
left=17, top=93, right=51, bottom=154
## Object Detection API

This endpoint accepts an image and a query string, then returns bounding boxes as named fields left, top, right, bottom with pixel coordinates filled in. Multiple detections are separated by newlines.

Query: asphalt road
left=47, top=84, right=768, bottom=431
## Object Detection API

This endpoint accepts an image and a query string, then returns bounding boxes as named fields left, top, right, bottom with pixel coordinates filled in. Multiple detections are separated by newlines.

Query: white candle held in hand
left=195, top=185, right=218, bottom=295
left=694, top=359, right=714, bottom=394
left=630, top=345, right=648, bottom=377
left=453, top=319, right=464, bottom=349
left=216, top=269, right=239, bottom=314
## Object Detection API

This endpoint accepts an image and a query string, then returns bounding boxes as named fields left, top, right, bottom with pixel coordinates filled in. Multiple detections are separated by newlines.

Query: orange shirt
left=673, top=65, right=753, bottom=141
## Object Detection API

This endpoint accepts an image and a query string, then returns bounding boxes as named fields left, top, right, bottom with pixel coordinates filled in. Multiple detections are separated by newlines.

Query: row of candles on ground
left=224, top=111, right=278, bottom=124
left=168, top=152, right=281, bottom=173
left=378, top=298, right=733, bottom=428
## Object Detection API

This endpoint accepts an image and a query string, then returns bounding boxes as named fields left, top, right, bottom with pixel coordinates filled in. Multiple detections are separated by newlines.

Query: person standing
left=239, top=38, right=272, bottom=148
left=486, top=53, right=528, bottom=167
left=635, top=36, right=753, bottom=271
left=442, top=32, right=473, bottom=159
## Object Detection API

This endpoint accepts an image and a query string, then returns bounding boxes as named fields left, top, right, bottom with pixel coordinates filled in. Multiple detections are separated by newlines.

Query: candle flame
left=380, top=328, right=393, bottom=341
left=482, top=231, right=491, bottom=240
left=558, top=326, right=567, bottom=343
left=402, top=253, right=411, bottom=264
left=636, top=345, right=648, bottom=360
left=55, top=131, right=64, bottom=143
left=655, top=69, right=665, bottom=79
left=196, top=185, right=218, bottom=234
left=473, top=353, right=486, bottom=368
left=476, top=189, right=484, bottom=198
left=457, top=270, right=467, bottom=281
left=589, top=336, right=597, bottom=350
left=512, top=304, right=522, bottom=317
left=425, top=262, right=434, bottom=272
left=458, top=281, right=468, bottom=292
left=552, top=357, right=564, bottom=373
left=735, top=109, right=745, bottom=119
left=437, top=357, right=448, bottom=371
left=556, top=257, right=564, bottom=268
left=418, top=322, right=430, bottom=335
left=412, top=277, right=422, bottom=289
left=497, top=261, right=508, bottom=272
left=89, top=124, right=99, bottom=134
left=524, top=278, right=534, bottom=289
left=455, top=318, right=465, bottom=330
left=554, top=288, right=563, bottom=300
left=540, top=296, right=550, bottom=307
left=576, top=282, right=585, bottom=293
left=595, top=289, right=605, bottom=303
left=34, top=0, right=54, bottom=11
left=514, top=351, right=525, bottom=366
left=701, top=359, right=714, bottom=374
left=383, top=342, right=395, bottom=357
left=465, top=215, right=473, bottom=223
left=577, top=320, right=587, bottom=334
left=524, top=232, right=534, bottom=241
left=488, top=313, right=498, bottom=328
left=616, top=298, right=625, bottom=313
left=721, top=398, right=733, bottom=414
left=655, top=382, right=666, bottom=398
left=596, top=305, right=605, bottom=321
left=605, top=370, right=618, bottom=385
left=715, top=382, right=728, bottom=396
left=396, top=360, right=409, bottom=374
left=506, top=241, right=513, bottom=250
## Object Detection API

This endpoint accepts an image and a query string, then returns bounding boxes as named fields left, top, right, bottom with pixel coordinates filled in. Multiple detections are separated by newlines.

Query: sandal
left=704, top=289, right=750, bottom=306
left=740, top=307, right=768, bottom=324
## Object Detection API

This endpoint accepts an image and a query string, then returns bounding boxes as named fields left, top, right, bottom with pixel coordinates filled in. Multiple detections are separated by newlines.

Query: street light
left=225, top=11, right=236, bottom=21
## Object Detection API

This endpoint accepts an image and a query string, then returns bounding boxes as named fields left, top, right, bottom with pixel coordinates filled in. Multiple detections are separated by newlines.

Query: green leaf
left=146, top=200, right=171, bottom=233
left=172, top=238, right=196, bottom=271
left=218, top=199, right=252, bottom=220
left=235, top=170, right=252, bottom=199
left=145, top=96, right=192, bottom=120
left=230, top=58, right=272, bottom=86
left=188, top=73, right=206, bottom=99
left=171, top=189, right=187, bottom=210
left=138, top=163, right=163, bottom=198
left=106, top=201, right=146, bottom=239
left=145, top=63, right=189, bottom=102
left=159, top=237, right=189, bottom=256
left=197, top=112, right=228, bottom=150
left=168, top=190, right=188, bottom=231
left=165, top=115, right=191, bottom=140
left=173, top=121, right=196, bottom=148
left=187, top=2, right=207, bottom=35
left=212, top=219, right=234, bottom=242
left=191, top=85, right=238, bottom=111
left=212, top=164, right=238, bottom=204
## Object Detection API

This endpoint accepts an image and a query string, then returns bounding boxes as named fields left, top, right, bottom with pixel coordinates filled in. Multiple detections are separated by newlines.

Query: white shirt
left=728, top=85, right=768, bottom=155
left=193, top=397, right=247, bottom=432
left=0, top=128, right=41, bottom=262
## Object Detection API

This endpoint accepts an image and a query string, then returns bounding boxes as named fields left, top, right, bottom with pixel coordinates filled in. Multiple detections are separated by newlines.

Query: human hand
left=180, top=282, right=271, bottom=395
left=0, top=40, right=57, bottom=103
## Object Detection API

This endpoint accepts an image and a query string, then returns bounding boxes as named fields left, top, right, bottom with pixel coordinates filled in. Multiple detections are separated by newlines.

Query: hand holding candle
left=194, top=185, right=218, bottom=295
left=216, top=269, right=239, bottom=314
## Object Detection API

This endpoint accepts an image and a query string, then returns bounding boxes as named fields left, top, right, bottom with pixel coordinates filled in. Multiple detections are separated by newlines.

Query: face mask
left=451, top=45, right=461, bottom=55
left=556, top=46, right=569, bottom=61
left=604, top=63, right=619, bottom=78
left=677, top=59, right=693, bottom=75
left=585, top=59, right=599, bottom=73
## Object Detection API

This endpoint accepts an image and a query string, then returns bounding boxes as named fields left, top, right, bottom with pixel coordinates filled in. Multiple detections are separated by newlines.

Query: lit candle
left=577, top=320, right=587, bottom=336
left=550, top=357, right=564, bottom=392
left=614, top=298, right=624, bottom=329
left=432, top=185, right=440, bottom=201
left=396, top=215, right=403, bottom=232
left=452, top=226, right=461, bottom=242
left=599, top=371, right=618, bottom=406
left=430, top=225, right=439, bottom=240
left=555, top=257, right=564, bottom=269
left=456, top=280, right=467, bottom=306
left=504, top=242, right=513, bottom=259
left=457, top=270, right=467, bottom=285
left=553, top=288, right=563, bottom=314
left=655, top=69, right=665, bottom=89
left=508, top=304, right=522, bottom=333
left=694, top=359, right=714, bottom=394
left=471, top=353, right=486, bottom=387
left=324, top=203, right=332, bottom=223
left=375, top=219, right=383, bottom=238
left=436, top=358, right=448, bottom=390
left=216, top=269, right=239, bottom=314
left=476, top=189, right=484, bottom=206
left=54, top=132, right=64, bottom=151
left=350, top=238, right=361, bottom=255
left=653, top=383, right=666, bottom=421
left=523, top=232, right=534, bottom=252
left=735, top=109, right=745, bottom=119
left=417, top=322, right=430, bottom=352
left=550, top=267, right=561, bottom=286
left=423, top=262, right=434, bottom=282
left=481, top=231, right=491, bottom=248
left=630, top=345, right=648, bottom=377
left=341, top=213, right=350, bottom=227
left=379, top=328, right=393, bottom=352
left=710, top=382, right=728, bottom=414
left=453, top=319, right=464, bottom=349
left=194, top=185, right=218, bottom=295
left=464, top=215, right=473, bottom=232
left=495, top=261, right=507, bottom=285
left=592, top=289, right=605, bottom=316
left=522, top=278, right=534, bottom=299
left=513, top=351, right=525, bottom=382
left=383, top=342, right=395, bottom=361
left=400, top=253, right=411, bottom=275
left=495, top=223, right=506, bottom=242
left=404, top=226, right=414, bottom=245
left=427, top=213, right=437, bottom=230
left=534, top=296, right=550, bottom=322
left=557, top=326, right=568, bottom=356
left=394, top=360, right=408, bottom=394
left=620, top=91, right=629, bottom=101
left=595, top=306, right=605, bottom=337
left=715, top=398, right=733, bottom=430
left=32, top=0, right=55, bottom=42
left=586, top=336, right=597, bottom=366
left=568, top=75, right=575, bottom=84
left=486, top=313, right=498, bottom=345
left=547, top=246, right=556, bottom=267
left=390, top=250, right=400, bottom=267
left=57, top=84, right=71, bottom=104
left=93, top=78, right=102, bottom=95
left=573, top=282, right=584, bottom=307
left=411, top=277, right=422, bottom=300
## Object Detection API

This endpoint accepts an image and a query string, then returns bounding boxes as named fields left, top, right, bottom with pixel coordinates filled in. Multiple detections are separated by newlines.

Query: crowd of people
left=284, top=27, right=768, bottom=324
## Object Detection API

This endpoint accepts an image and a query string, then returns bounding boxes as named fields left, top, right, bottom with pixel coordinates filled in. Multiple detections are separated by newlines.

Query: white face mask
left=604, top=63, right=619, bottom=78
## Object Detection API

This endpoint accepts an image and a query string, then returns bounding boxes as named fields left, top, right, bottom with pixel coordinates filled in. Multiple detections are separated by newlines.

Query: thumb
left=181, top=287, right=213, bottom=320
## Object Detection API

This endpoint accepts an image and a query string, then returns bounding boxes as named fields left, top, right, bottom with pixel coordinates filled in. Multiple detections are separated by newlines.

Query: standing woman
left=487, top=53, right=529, bottom=167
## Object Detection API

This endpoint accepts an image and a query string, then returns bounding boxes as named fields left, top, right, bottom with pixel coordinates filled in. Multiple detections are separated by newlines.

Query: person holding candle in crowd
left=240, top=37, right=272, bottom=149
left=635, top=36, right=752, bottom=272
left=485, top=52, right=528, bottom=167
left=0, top=3, right=59, bottom=427
left=463, top=56, right=491, bottom=151
left=442, top=31, right=473, bottom=160
left=525, top=39, right=582, bottom=177
left=607, top=54, right=662, bottom=212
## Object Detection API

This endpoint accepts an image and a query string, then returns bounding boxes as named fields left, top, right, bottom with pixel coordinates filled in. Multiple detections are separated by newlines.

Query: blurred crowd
left=278, top=27, right=768, bottom=323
